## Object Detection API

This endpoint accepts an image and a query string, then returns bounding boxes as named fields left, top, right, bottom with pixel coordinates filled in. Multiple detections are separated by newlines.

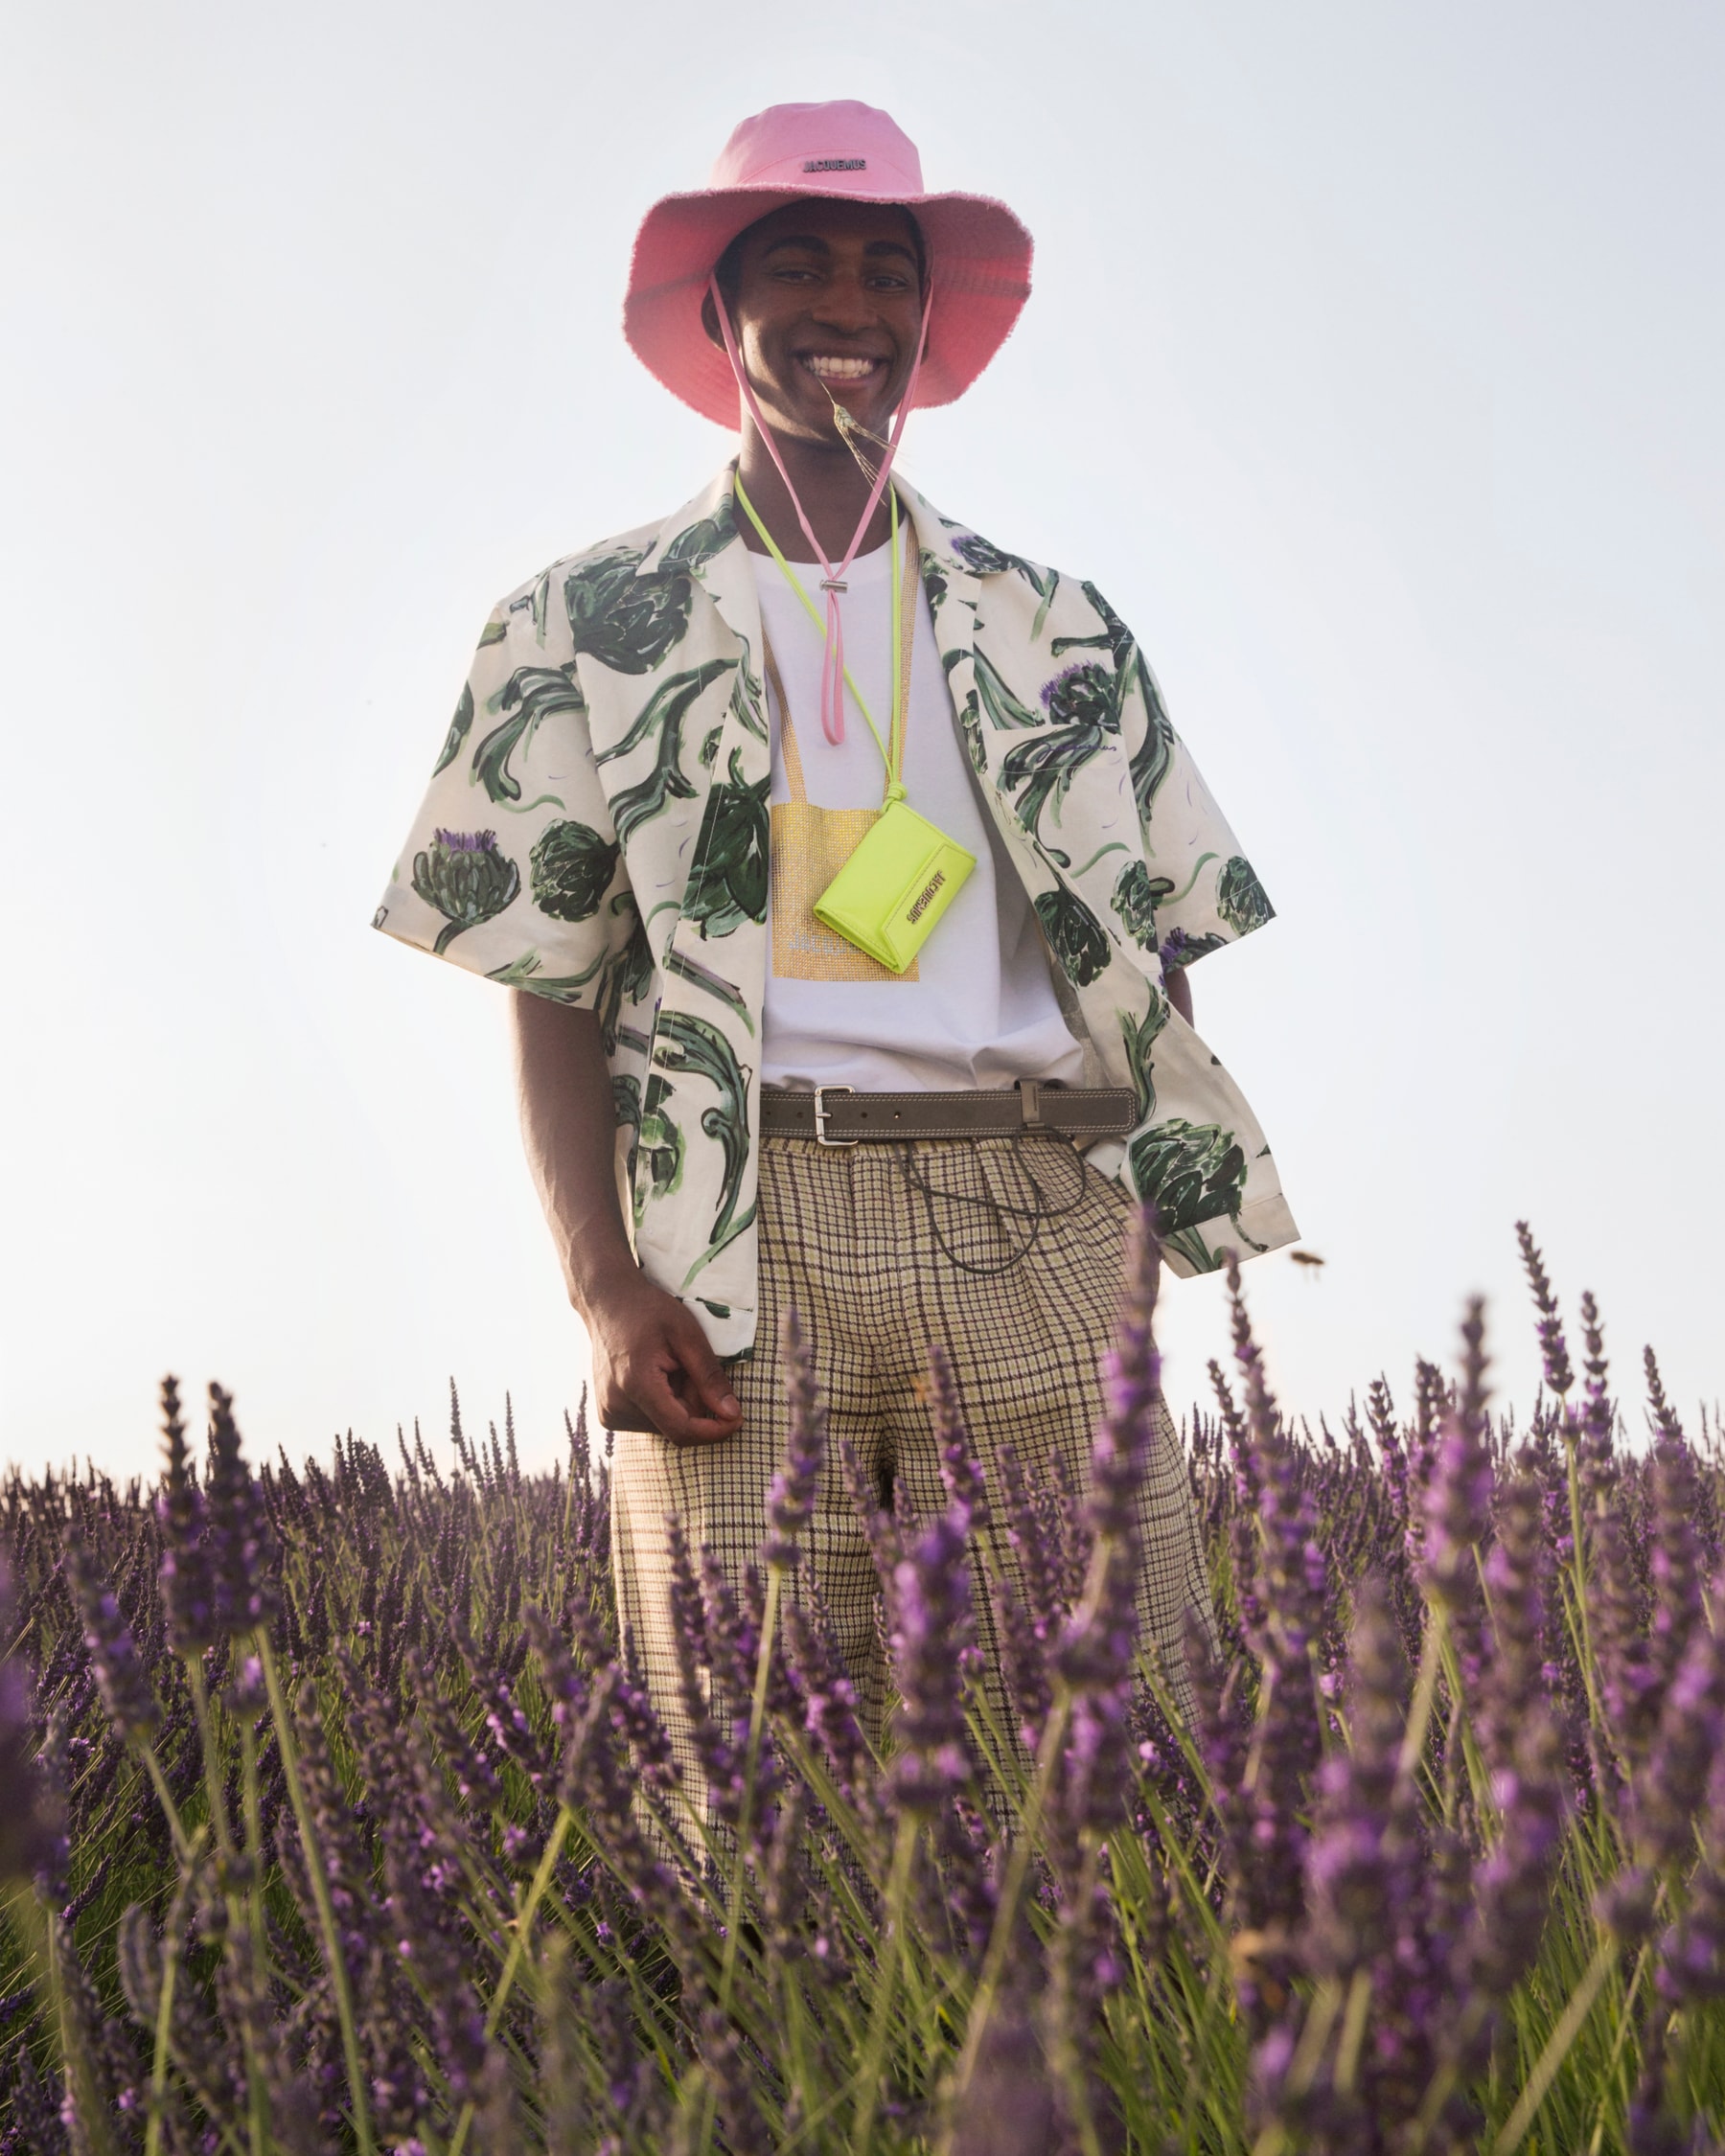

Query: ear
left=700, top=289, right=723, bottom=349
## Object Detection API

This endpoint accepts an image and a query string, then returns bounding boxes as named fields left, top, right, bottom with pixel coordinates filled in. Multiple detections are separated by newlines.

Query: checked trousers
left=610, top=1131, right=1215, bottom=1823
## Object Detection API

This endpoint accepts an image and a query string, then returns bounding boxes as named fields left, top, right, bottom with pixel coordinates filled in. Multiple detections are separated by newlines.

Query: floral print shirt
left=376, top=468, right=1298, bottom=1355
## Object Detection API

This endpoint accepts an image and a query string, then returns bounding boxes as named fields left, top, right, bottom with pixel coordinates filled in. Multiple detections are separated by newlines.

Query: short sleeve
left=1112, top=620, right=1275, bottom=970
left=372, top=591, right=634, bottom=1004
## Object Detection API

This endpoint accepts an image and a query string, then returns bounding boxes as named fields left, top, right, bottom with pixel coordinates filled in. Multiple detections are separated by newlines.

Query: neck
left=735, top=416, right=895, bottom=564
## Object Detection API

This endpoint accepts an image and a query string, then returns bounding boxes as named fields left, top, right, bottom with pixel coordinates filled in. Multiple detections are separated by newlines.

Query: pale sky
left=5, top=0, right=1720, bottom=1480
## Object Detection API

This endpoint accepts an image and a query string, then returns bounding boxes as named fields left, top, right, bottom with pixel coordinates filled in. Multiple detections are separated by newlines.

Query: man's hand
left=584, top=1273, right=744, bottom=1444
left=509, top=994, right=743, bottom=1444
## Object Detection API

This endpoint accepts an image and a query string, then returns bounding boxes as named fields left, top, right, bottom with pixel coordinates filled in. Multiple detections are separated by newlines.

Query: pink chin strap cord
left=708, top=275, right=931, bottom=746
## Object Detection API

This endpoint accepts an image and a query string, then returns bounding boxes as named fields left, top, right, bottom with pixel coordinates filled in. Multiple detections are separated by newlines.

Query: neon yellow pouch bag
left=812, top=801, right=975, bottom=975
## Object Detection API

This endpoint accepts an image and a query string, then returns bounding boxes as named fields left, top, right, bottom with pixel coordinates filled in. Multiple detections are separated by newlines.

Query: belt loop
left=1018, top=1079, right=1046, bottom=1132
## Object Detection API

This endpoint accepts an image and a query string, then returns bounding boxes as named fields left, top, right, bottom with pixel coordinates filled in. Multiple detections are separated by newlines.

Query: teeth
left=803, top=356, right=878, bottom=380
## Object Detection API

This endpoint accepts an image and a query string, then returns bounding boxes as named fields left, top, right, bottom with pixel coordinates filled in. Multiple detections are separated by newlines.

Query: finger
left=627, top=1357, right=736, bottom=1446
left=664, top=1311, right=743, bottom=1425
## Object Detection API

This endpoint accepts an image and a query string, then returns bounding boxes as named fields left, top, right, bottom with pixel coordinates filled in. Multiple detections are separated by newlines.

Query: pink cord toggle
left=709, top=277, right=931, bottom=745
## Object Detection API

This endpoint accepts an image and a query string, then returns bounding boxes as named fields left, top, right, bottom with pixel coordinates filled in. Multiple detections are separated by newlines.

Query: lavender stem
left=260, top=1636, right=377, bottom=2156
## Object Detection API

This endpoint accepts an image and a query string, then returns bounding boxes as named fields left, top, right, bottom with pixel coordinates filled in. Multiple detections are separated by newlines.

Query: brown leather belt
left=760, top=1082, right=1138, bottom=1147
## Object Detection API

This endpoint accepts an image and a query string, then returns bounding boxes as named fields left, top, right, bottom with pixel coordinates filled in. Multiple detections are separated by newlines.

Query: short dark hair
left=712, top=207, right=927, bottom=302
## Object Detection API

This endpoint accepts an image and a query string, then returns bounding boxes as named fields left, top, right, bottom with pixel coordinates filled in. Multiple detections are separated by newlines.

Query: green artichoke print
left=1050, top=587, right=1174, bottom=821
left=411, top=830, right=521, bottom=954
left=1001, top=662, right=1120, bottom=832
left=1033, top=887, right=1110, bottom=987
left=635, top=1074, right=685, bottom=1219
left=610, top=1073, right=641, bottom=1132
left=1052, top=583, right=1134, bottom=673
left=1129, top=1116, right=1264, bottom=1270
left=1113, top=860, right=1175, bottom=949
left=973, top=647, right=1042, bottom=731
left=1160, top=928, right=1228, bottom=971
left=954, top=684, right=985, bottom=774
left=599, top=906, right=654, bottom=1054
left=950, top=532, right=1059, bottom=635
left=564, top=549, right=698, bottom=676
left=529, top=820, right=619, bottom=923
left=658, top=497, right=737, bottom=569
left=432, top=683, right=473, bottom=777
left=594, top=659, right=735, bottom=849
left=728, top=657, right=768, bottom=743
left=1120, top=993, right=1170, bottom=1122
left=682, top=748, right=769, bottom=937
left=1215, top=855, right=1275, bottom=936
left=919, top=548, right=949, bottom=611
left=650, top=1011, right=754, bottom=1273
left=472, top=664, right=583, bottom=807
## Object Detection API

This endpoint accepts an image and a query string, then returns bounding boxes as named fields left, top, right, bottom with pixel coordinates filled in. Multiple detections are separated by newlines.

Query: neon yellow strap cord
left=733, top=472, right=905, bottom=803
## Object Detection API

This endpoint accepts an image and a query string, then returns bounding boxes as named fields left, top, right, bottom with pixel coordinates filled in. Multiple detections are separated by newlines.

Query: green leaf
left=472, top=665, right=584, bottom=805
left=432, top=683, right=474, bottom=777
left=973, top=647, right=1043, bottom=732
left=601, top=662, right=735, bottom=850
left=651, top=1009, right=752, bottom=1250
left=664, top=945, right=754, bottom=1035
left=485, top=947, right=608, bottom=1001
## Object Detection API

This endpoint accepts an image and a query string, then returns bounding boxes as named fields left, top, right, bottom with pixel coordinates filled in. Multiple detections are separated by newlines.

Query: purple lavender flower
left=888, top=1507, right=976, bottom=1816
left=928, top=1342, right=989, bottom=1532
left=1631, top=1608, right=1725, bottom=1873
left=0, top=1561, right=58, bottom=1882
left=1214, top=1258, right=1324, bottom=2013
left=664, top=1515, right=743, bottom=1826
left=1516, top=1221, right=1575, bottom=1397
left=1657, top=1857, right=1725, bottom=2007
left=1460, top=1466, right=1569, bottom=2022
left=1647, top=1432, right=1704, bottom=1701
left=203, top=1384, right=279, bottom=1636
left=762, top=1307, right=825, bottom=1570
left=64, top=1532, right=159, bottom=1740
left=781, top=1589, right=877, bottom=1816
left=1300, top=1574, right=1410, bottom=1980
left=156, top=1374, right=218, bottom=1653
left=1049, top=1209, right=1170, bottom=1871
left=1421, top=1298, right=1494, bottom=1606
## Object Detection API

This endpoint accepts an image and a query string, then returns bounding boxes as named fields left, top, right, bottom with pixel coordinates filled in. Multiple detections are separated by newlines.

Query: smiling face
left=705, top=198, right=927, bottom=447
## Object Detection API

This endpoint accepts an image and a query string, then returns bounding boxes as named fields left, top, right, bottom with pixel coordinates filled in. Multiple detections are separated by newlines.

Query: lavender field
left=2, top=1220, right=1723, bottom=2154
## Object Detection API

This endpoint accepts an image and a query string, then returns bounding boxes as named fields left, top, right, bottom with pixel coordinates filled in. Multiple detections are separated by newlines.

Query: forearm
left=509, top=995, right=636, bottom=1316
left=509, top=993, right=743, bottom=1443
left=1166, top=964, right=1193, bottom=1027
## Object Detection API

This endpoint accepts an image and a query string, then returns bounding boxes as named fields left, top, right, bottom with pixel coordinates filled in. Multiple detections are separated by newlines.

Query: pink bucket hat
left=624, top=100, right=1033, bottom=427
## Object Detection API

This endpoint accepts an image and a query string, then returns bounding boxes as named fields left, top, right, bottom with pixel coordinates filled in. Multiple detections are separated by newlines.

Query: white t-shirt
left=753, top=534, right=1085, bottom=1094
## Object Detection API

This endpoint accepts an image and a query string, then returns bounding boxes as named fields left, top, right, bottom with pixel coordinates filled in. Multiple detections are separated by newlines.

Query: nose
left=808, top=269, right=880, bottom=336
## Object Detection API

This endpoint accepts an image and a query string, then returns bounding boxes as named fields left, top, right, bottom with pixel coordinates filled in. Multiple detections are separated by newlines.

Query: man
left=375, top=101, right=1296, bottom=1800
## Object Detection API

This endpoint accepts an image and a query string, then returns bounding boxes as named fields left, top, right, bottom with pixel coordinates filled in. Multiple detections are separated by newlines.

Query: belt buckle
left=813, top=1084, right=858, bottom=1147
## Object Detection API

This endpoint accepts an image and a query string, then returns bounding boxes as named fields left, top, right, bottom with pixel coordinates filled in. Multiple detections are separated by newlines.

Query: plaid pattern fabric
left=610, top=1131, right=1215, bottom=1820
